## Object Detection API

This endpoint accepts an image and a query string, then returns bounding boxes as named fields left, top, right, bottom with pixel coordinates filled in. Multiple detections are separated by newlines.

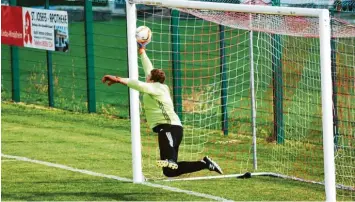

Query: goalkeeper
left=102, top=43, right=223, bottom=177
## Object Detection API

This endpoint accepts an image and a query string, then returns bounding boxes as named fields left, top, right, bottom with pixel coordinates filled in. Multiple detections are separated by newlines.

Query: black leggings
left=153, top=124, right=207, bottom=177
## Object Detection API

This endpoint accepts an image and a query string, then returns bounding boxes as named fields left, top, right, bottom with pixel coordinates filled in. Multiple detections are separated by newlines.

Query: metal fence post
left=10, top=0, right=20, bottom=102
left=272, top=0, right=284, bottom=144
left=84, top=0, right=96, bottom=113
left=219, top=25, right=228, bottom=136
left=171, top=9, right=183, bottom=121
left=45, top=0, right=54, bottom=107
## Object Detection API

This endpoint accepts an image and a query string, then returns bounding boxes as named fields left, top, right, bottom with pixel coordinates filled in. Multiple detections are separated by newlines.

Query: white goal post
left=126, top=0, right=335, bottom=200
left=126, top=1, right=144, bottom=184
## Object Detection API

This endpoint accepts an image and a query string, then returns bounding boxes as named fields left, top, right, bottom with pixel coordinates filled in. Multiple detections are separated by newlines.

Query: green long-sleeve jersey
left=122, top=52, right=182, bottom=129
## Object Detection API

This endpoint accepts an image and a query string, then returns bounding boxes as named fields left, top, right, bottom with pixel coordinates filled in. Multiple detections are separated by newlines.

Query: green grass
left=2, top=161, right=206, bottom=201
left=2, top=102, right=355, bottom=201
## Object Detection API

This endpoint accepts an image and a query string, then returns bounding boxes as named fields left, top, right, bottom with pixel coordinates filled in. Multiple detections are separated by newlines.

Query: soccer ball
left=136, top=26, right=152, bottom=44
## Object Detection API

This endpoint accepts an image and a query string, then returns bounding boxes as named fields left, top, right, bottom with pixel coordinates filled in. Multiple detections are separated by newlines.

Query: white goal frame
left=126, top=0, right=335, bottom=200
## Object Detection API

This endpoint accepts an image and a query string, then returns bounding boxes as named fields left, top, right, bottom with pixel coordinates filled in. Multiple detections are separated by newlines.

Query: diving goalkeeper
left=101, top=44, right=223, bottom=177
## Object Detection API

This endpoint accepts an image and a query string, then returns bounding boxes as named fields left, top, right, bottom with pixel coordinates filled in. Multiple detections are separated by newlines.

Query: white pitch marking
left=2, top=154, right=131, bottom=182
left=1, top=153, right=232, bottom=201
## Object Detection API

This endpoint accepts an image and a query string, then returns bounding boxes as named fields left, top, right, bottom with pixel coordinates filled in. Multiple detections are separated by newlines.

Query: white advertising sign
left=22, top=7, right=69, bottom=52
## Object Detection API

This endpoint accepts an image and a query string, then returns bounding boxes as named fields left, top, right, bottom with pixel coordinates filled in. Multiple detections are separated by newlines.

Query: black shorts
left=153, top=124, right=183, bottom=161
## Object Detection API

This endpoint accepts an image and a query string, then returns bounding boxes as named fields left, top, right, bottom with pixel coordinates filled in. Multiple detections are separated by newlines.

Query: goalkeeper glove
left=137, top=40, right=151, bottom=49
left=102, top=75, right=124, bottom=86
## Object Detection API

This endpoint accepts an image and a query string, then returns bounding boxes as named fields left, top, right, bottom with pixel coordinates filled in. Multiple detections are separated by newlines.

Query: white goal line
left=1, top=153, right=232, bottom=201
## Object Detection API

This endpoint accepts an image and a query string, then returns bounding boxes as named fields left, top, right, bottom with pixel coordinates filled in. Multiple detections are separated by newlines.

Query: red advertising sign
left=1, top=6, right=24, bottom=47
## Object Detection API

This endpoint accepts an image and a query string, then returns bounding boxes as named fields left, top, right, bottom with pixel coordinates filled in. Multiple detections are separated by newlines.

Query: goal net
left=127, top=0, right=354, bottom=200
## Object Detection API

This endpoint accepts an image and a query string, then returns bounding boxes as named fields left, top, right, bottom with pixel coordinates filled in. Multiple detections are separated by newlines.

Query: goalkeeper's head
left=148, top=69, right=165, bottom=84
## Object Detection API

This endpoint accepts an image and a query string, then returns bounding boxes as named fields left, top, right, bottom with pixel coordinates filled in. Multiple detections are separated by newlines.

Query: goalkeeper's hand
left=137, top=40, right=150, bottom=49
left=102, top=75, right=126, bottom=86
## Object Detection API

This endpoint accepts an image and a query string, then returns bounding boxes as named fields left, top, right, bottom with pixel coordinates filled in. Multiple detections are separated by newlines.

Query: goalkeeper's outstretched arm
left=101, top=75, right=163, bottom=96
left=139, top=48, right=154, bottom=80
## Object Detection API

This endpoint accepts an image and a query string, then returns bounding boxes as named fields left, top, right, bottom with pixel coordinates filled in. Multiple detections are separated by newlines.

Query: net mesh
left=333, top=36, right=355, bottom=199
left=179, top=9, right=355, bottom=38
left=134, top=1, right=354, bottom=200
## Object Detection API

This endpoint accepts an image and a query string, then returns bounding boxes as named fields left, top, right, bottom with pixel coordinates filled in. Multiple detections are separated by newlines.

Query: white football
left=136, top=26, right=152, bottom=44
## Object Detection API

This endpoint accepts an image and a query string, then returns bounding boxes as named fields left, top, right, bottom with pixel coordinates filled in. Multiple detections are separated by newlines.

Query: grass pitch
left=2, top=102, right=354, bottom=201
